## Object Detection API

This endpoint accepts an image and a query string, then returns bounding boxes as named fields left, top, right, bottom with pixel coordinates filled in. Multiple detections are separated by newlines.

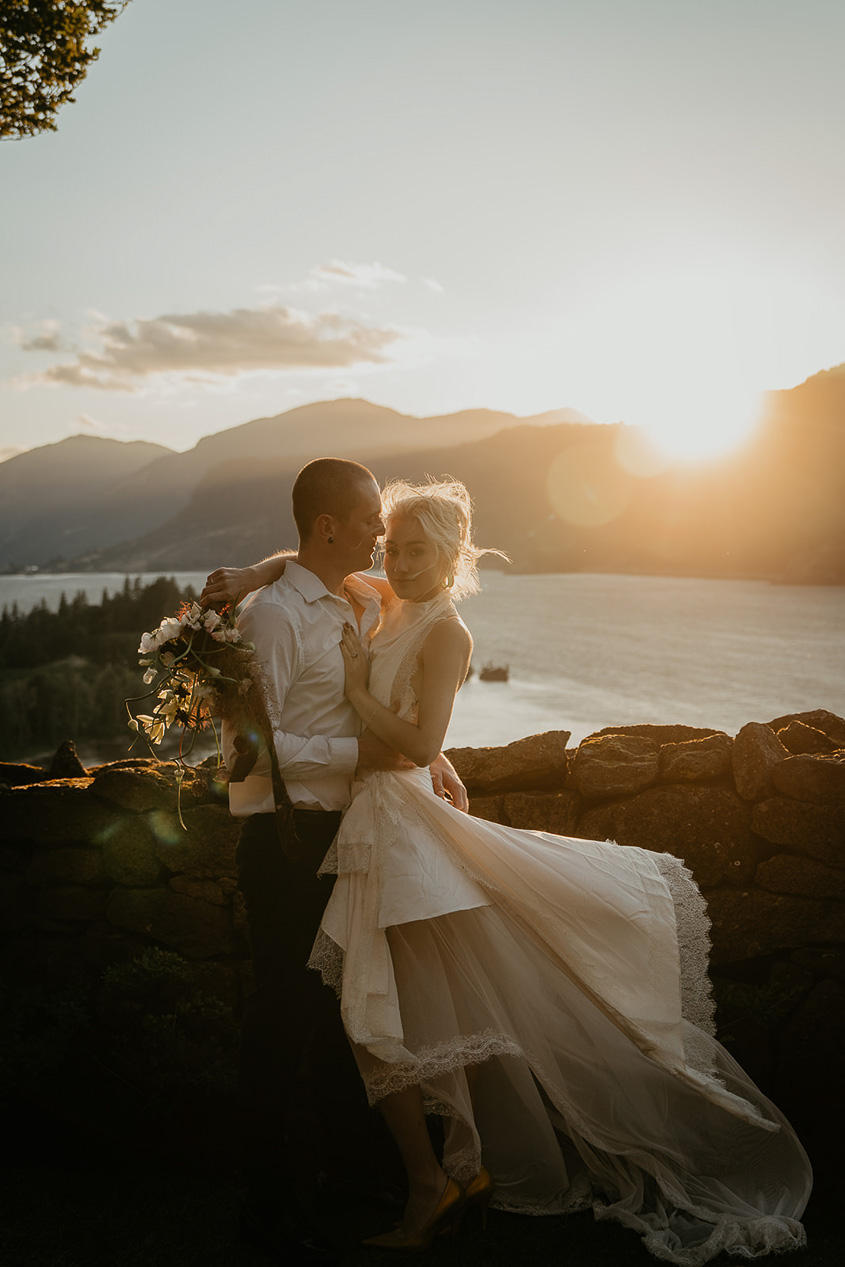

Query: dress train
left=307, top=596, right=812, bottom=1264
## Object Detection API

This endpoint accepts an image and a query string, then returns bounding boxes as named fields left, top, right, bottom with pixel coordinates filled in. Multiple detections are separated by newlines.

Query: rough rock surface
left=576, top=786, right=754, bottom=887
left=571, top=735, right=659, bottom=800
left=575, top=798, right=631, bottom=845
left=150, top=805, right=238, bottom=879
left=755, top=853, right=845, bottom=901
left=446, top=731, right=570, bottom=795
left=751, top=798, right=845, bottom=868
left=586, top=724, right=723, bottom=745
left=468, top=796, right=506, bottom=824
left=169, top=876, right=228, bottom=906
left=48, top=739, right=88, bottom=779
left=26, top=846, right=105, bottom=887
left=0, top=762, right=46, bottom=787
left=775, top=721, right=835, bottom=754
left=502, top=790, right=581, bottom=835
left=779, top=978, right=845, bottom=1083
left=92, top=761, right=215, bottom=813
left=36, top=884, right=109, bottom=923
left=101, top=817, right=163, bottom=886
left=773, top=753, right=845, bottom=805
left=704, top=888, right=845, bottom=965
left=0, top=780, right=121, bottom=845
left=731, top=722, right=789, bottom=801
left=767, top=709, right=845, bottom=749
left=658, top=733, right=733, bottom=783
left=106, top=886, right=234, bottom=959
left=2, top=724, right=843, bottom=1120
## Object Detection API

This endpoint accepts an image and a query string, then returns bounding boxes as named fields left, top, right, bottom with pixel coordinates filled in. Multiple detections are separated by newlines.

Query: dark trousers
left=237, top=810, right=365, bottom=1211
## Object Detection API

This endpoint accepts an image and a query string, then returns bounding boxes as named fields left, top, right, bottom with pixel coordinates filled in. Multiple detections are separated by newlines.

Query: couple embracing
left=203, top=458, right=811, bottom=1266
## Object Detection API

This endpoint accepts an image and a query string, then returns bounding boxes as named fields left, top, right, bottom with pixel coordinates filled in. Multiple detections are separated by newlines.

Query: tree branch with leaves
left=1, top=0, right=131, bottom=140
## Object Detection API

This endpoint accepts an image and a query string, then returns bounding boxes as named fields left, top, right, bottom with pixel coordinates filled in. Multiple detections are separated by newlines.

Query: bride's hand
left=200, top=567, right=253, bottom=610
left=339, top=622, right=368, bottom=697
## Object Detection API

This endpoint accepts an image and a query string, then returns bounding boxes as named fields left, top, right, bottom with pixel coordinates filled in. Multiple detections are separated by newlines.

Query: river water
left=3, top=570, right=843, bottom=749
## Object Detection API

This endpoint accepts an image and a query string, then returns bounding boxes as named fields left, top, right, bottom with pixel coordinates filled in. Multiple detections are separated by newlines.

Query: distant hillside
left=0, top=435, right=173, bottom=571
left=0, top=399, right=589, bottom=570
left=72, top=365, right=845, bottom=584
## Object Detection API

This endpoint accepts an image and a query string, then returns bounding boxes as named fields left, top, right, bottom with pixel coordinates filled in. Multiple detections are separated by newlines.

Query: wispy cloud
left=73, top=413, right=130, bottom=437
left=25, top=304, right=404, bottom=391
left=262, top=259, right=409, bottom=296
left=8, top=319, right=68, bottom=353
left=421, top=277, right=445, bottom=294
left=311, top=260, right=407, bottom=289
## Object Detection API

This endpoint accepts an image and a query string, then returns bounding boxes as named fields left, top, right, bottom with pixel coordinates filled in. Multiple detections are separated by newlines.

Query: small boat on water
left=479, top=662, right=509, bottom=682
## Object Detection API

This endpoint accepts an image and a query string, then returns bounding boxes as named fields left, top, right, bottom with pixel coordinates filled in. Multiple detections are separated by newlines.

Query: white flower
left=203, top=610, right=223, bottom=632
left=137, top=714, right=166, bottom=744
left=143, top=668, right=156, bottom=685
left=175, top=602, right=203, bottom=632
left=206, top=665, right=222, bottom=677
left=138, top=631, right=157, bottom=655
left=159, top=697, right=182, bottom=722
left=156, top=617, right=183, bottom=645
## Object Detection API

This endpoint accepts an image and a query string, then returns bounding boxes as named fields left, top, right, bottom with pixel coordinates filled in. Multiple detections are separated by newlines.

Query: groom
left=215, top=458, right=466, bottom=1263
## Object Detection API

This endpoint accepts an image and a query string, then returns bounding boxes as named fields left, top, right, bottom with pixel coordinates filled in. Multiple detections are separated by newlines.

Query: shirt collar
left=285, top=560, right=381, bottom=609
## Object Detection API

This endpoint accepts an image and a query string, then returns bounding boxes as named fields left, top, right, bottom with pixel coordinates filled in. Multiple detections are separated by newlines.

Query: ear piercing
left=328, top=535, right=334, bottom=544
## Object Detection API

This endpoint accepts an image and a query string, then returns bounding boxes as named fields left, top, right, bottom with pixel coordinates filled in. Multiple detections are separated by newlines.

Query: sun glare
left=566, top=253, right=779, bottom=464
left=627, top=384, right=762, bottom=462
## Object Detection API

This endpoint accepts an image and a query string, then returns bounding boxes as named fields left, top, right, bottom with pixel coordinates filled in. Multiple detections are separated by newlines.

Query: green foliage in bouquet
left=126, top=601, right=258, bottom=826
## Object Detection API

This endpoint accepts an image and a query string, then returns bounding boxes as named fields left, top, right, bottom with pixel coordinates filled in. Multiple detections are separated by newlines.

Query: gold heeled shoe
left=462, top=1165, right=494, bottom=1230
left=362, top=1177, right=465, bottom=1251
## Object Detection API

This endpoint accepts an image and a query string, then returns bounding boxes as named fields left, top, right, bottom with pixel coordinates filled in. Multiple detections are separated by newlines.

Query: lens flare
left=546, top=441, right=633, bottom=527
left=614, top=426, right=671, bottom=478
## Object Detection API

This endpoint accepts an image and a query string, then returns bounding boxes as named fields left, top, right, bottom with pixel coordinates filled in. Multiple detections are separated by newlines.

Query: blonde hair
left=381, top=477, right=506, bottom=600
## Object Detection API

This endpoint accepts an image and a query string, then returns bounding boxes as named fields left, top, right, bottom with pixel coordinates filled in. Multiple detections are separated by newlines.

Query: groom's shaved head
left=293, top=457, right=379, bottom=541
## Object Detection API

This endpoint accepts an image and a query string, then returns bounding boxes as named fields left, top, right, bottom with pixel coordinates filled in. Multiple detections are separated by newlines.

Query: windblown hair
left=381, top=477, right=507, bottom=600
left=292, top=457, right=377, bottom=542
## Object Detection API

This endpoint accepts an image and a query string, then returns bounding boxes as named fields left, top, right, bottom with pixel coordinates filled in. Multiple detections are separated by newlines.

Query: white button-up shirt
left=224, top=562, right=382, bottom=815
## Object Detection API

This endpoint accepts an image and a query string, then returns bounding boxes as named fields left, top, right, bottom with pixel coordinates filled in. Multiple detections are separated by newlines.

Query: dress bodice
left=367, top=593, right=458, bottom=721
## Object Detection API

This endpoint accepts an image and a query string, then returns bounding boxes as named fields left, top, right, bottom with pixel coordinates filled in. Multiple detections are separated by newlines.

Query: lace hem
left=317, top=839, right=338, bottom=876
left=307, top=927, right=344, bottom=996
left=492, top=1173, right=594, bottom=1217
left=651, top=851, right=719, bottom=1079
left=362, top=1028, right=525, bottom=1107
left=598, top=1203, right=807, bottom=1267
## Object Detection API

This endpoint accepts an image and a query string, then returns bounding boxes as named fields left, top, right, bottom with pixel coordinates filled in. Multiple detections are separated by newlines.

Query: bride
left=212, top=477, right=812, bottom=1263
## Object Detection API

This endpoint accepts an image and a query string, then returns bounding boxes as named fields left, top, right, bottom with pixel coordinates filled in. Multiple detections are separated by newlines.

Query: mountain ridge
left=0, top=399, right=593, bottom=570
left=2, top=367, right=842, bottom=582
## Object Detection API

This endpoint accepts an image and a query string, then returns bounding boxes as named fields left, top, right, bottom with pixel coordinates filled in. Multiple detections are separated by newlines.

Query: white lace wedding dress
left=309, top=594, right=812, bottom=1264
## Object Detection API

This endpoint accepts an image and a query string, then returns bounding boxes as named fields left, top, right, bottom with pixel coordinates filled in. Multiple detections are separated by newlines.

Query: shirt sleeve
left=238, top=598, right=359, bottom=781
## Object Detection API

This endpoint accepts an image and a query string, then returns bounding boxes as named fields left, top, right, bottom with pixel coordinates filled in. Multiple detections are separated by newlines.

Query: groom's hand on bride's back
left=356, top=734, right=416, bottom=775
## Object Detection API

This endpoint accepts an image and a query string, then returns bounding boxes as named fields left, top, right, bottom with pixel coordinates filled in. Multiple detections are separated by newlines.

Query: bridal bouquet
left=126, top=601, right=257, bottom=824
left=128, top=599, right=300, bottom=852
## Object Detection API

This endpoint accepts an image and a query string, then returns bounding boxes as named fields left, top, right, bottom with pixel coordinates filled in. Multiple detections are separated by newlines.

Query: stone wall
left=2, top=711, right=844, bottom=1114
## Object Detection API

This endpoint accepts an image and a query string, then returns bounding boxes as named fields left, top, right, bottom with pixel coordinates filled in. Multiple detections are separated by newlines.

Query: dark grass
left=1, top=1115, right=840, bottom=1267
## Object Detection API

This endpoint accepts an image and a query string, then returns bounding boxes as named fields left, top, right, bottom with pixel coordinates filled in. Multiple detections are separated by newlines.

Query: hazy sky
left=2, top=0, right=844, bottom=458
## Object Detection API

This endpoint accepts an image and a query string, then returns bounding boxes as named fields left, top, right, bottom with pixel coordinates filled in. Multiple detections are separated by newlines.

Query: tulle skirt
left=310, top=769, right=812, bottom=1264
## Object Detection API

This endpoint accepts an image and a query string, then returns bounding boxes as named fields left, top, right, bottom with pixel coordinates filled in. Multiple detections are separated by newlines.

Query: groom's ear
left=314, top=512, right=337, bottom=544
